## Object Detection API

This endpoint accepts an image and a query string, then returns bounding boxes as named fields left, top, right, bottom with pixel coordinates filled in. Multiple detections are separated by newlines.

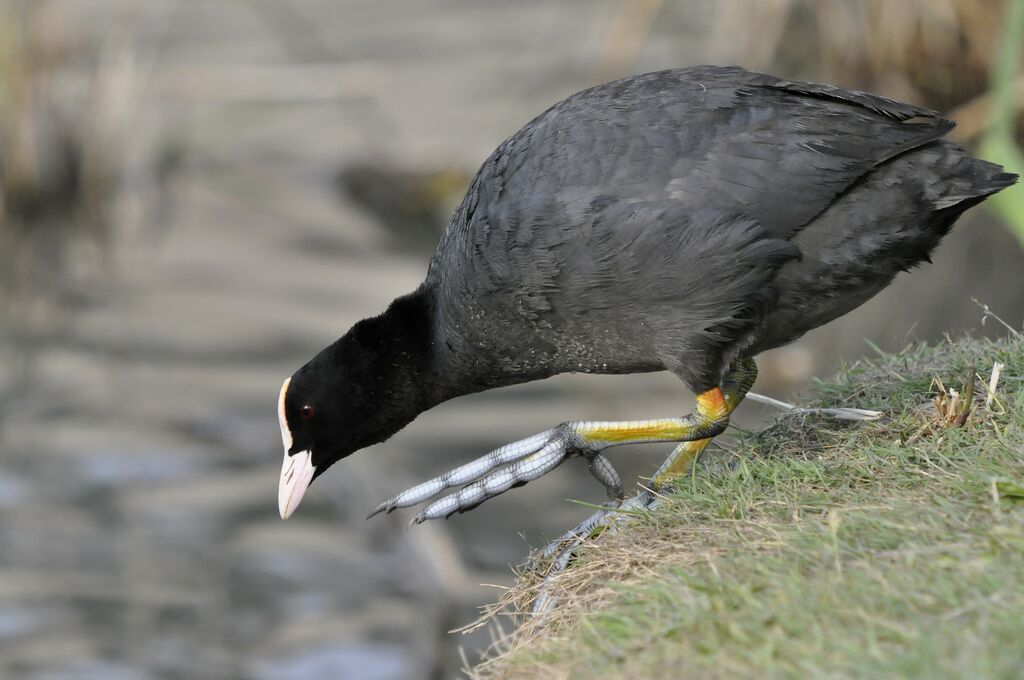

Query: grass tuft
left=468, top=335, right=1024, bottom=679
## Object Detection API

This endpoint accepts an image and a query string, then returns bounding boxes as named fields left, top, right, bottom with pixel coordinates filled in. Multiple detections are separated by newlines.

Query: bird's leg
left=651, top=357, right=758, bottom=492
left=367, top=385, right=734, bottom=525
left=532, top=359, right=758, bottom=612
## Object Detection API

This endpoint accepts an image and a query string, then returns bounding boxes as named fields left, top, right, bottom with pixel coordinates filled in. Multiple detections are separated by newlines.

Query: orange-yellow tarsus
left=696, top=387, right=729, bottom=420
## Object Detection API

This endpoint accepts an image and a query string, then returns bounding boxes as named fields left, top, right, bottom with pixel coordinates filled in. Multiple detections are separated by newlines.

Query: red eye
left=299, top=405, right=315, bottom=421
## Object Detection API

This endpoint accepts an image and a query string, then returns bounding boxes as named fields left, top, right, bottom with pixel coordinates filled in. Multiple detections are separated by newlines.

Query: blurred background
left=0, top=0, right=1021, bottom=677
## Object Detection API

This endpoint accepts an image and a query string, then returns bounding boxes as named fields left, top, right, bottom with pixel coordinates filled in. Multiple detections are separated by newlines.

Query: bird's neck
left=333, top=286, right=447, bottom=432
left=334, top=283, right=518, bottom=447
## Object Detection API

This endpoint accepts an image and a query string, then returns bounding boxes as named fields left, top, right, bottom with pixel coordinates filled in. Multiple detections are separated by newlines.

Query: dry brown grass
left=0, top=0, right=141, bottom=321
left=601, top=0, right=1019, bottom=141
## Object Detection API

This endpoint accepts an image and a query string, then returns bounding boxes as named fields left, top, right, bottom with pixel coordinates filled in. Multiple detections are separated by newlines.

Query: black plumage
left=277, top=66, right=1016, bottom=519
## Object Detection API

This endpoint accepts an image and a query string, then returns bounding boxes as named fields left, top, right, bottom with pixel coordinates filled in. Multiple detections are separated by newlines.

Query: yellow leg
left=652, top=358, right=758, bottom=489
left=572, top=385, right=732, bottom=450
left=533, top=359, right=760, bottom=614
left=652, top=439, right=714, bottom=488
left=374, top=359, right=757, bottom=525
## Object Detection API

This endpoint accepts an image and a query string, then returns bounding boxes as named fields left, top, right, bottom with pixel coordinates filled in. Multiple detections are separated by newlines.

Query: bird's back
left=753, top=139, right=1015, bottom=353
left=425, top=66, right=1016, bottom=392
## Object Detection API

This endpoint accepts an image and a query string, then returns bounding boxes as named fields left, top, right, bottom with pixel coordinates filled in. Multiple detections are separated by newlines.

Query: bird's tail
left=931, top=146, right=1018, bottom=212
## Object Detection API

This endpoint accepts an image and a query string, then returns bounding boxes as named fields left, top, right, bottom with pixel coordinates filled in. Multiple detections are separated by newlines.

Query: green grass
left=471, top=335, right=1024, bottom=679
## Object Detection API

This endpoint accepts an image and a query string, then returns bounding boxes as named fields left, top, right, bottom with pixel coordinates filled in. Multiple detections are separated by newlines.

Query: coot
left=277, top=66, right=1016, bottom=528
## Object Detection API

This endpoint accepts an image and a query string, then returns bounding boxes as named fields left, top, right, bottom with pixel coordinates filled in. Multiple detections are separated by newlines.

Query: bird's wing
left=649, top=67, right=955, bottom=238
left=437, top=67, right=953, bottom=277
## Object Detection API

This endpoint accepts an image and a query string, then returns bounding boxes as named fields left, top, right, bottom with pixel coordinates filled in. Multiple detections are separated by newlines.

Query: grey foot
left=745, top=392, right=883, bottom=421
left=367, top=426, right=624, bottom=525
left=531, top=490, right=660, bottom=615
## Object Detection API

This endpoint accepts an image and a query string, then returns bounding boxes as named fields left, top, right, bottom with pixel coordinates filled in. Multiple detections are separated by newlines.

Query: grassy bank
left=470, top=333, right=1024, bottom=679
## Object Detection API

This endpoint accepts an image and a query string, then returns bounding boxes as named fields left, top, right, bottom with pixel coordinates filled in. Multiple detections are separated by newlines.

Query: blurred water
left=1, top=1, right=1022, bottom=678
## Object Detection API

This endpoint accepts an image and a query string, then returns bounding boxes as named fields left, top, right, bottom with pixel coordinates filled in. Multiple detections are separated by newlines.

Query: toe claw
left=366, top=501, right=392, bottom=520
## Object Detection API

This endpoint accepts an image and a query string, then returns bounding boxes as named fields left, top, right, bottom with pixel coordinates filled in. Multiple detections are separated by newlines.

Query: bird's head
left=276, top=291, right=437, bottom=519
left=276, top=356, right=367, bottom=519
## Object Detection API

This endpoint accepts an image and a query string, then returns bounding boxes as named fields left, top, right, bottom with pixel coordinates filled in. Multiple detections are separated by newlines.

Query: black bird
left=277, top=66, right=1016, bottom=532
